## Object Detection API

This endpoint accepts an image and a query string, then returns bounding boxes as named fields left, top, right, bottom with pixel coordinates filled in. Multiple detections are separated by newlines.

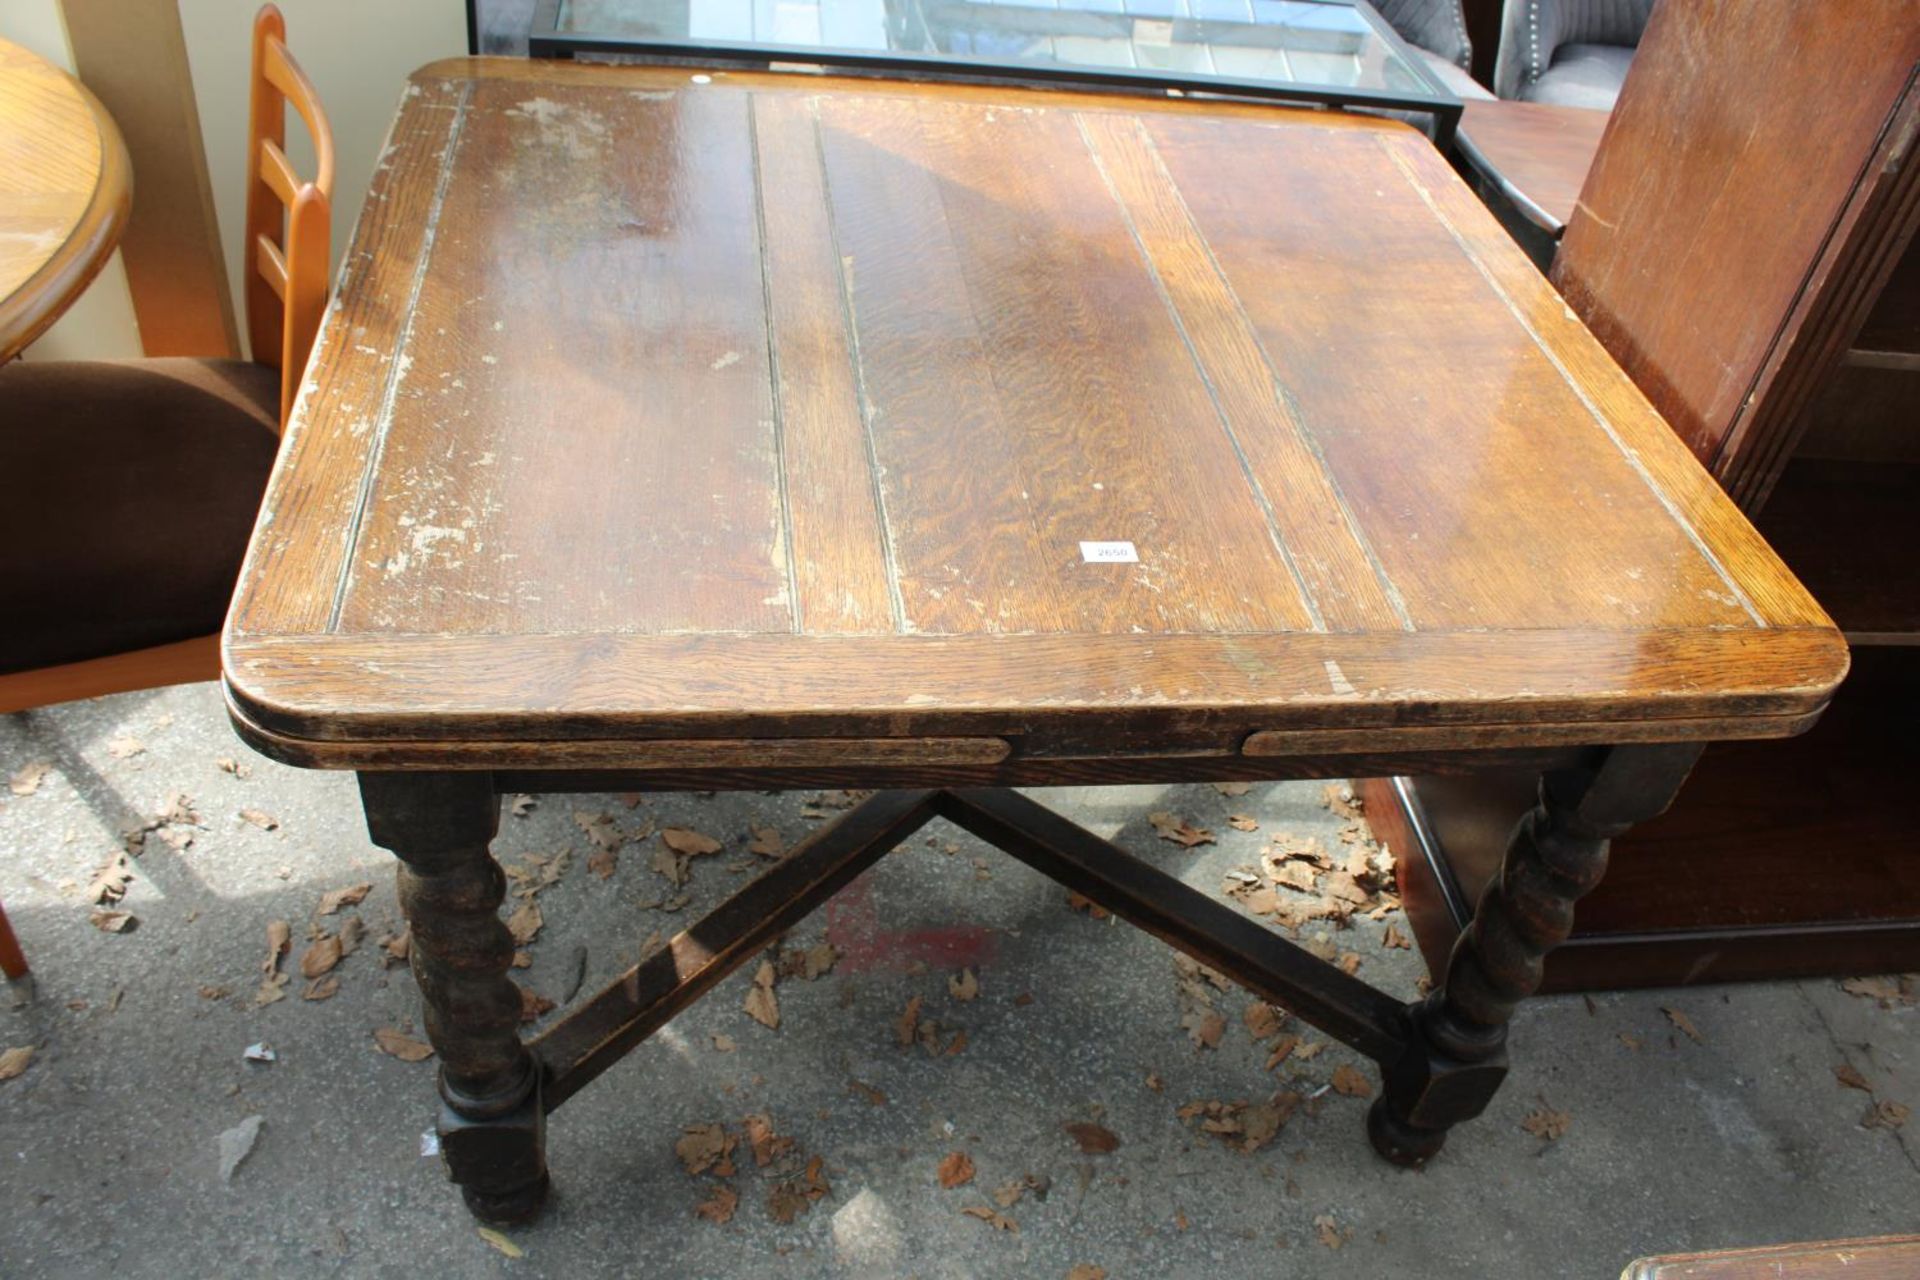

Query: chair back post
left=241, top=3, right=334, bottom=429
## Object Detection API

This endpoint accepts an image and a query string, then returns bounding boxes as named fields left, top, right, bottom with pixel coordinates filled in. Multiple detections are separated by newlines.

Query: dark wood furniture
left=1625, top=1234, right=1920, bottom=1280
left=1453, top=98, right=1606, bottom=268
left=1370, top=1, right=1920, bottom=991
left=223, top=57, right=1843, bottom=1223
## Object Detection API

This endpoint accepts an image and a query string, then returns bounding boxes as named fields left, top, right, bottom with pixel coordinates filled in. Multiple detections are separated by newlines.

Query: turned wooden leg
left=1369, top=743, right=1704, bottom=1166
left=359, top=771, right=547, bottom=1224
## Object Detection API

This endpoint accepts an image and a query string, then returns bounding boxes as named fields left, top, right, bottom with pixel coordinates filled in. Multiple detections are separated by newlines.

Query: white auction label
left=1079, top=540, right=1140, bottom=564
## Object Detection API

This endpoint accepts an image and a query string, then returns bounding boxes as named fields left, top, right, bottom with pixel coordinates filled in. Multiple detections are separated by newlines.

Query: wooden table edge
left=0, top=55, right=132, bottom=362
left=221, top=626, right=1847, bottom=765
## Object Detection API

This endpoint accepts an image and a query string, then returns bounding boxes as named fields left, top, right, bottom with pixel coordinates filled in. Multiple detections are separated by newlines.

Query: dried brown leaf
left=0, top=1046, right=34, bottom=1080
left=1228, top=814, right=1259, bottom=832
left=1244, top=1002, right=1286, bottom=1042
left=949, top=968, right=980, bottom=1002
left=9, top=761, right=52, bottom=796
left=90, top=909, right=136, bottom=933
left=748, top=825, right=785, bottom=858
left=1212, top=781, right=1252, bottom=797
left=587, top=846, right=618, bottom=880
left=317, top=883, right=373, bottom=915
left=519, top=986, right=556, bottom=1023
left=1315, top=1213, right=1351, bottom=1250
left=507, top=900, right=544, bottom=947
left=239, top=808, right=279, bottom=832
left=1834, top=1063, right=1874, bottom=1092
left=1063, top=1121, right=1120, bottom=1154
left=1521, top=1104, right=1571, bottom=1141
left=1067, top=1266, right=1107, bottom=1280
left=302, top=975, right=340, bottom=1002
left=106, top=734, right=145, bottom=759
left=674, top=1122, right=737, bottom=1177
left=961, top=1205, right=1018, bottom=1233
left=1181, top=1008, right=1227, bottom=1051
left=662, top=827, right=722, bottom=857
left=373, top=1028, right=434, bottom=1062
left=1148, top=811, right=1215, bottom=848
left=86, top=854, right=135, bottom=906
left=893, top=995, right=923, bottom=1048
left=299, top=934, right=342, bottom=979
left=1066, top=891, right=1110, bottom=920
left=693, top=1183, right=738, bottom=1225
left=1663, top=1007, right=1705, bottom=1044
left=381, top=927, right=411, bottom=967
left=1862, top=1099, right=1910, bottom=1130
left=1330, top=1064, right=1373, bottom=1098
left=937, top=1150, right=976, bottom=1188
left=1321, top=783, right=1363, bottom=819
left=1383, top=922, right=1412, bottom=950
left=745, top=960, right=780, bottom=1030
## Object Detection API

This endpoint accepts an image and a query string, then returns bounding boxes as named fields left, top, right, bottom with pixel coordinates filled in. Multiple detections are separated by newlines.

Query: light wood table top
left=0, top=37, right=130, bottom=362
left=223, top=58, right=1844, bottom=773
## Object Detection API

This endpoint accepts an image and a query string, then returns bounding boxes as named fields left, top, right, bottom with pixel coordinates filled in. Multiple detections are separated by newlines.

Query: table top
left=1456, top=99, right=1608, bottom=235
left=223, top=58, right=1844, bottom=771
left=0, top=37, right=130, bottom=362
left=535, top=0, right=1457, bottom=124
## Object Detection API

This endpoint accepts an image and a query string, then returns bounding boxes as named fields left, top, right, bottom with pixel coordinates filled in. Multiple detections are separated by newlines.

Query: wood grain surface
left=1454, top=99, right=1607, bottom=234
left=0, top=37, right=131, bottom=362
left=1551, top=1, right=1920, bottom=508
left=223, top=59, right=1845, bottom=768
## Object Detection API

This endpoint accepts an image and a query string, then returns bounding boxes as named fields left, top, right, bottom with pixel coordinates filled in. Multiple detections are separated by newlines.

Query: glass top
left=548, top=0, right=1449, bottom=105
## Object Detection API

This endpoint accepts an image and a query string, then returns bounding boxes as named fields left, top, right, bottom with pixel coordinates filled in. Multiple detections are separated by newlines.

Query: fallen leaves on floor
left=507, top=850, right=572, bottom=899
left=300, top=929, right=344, bottom=978
left=238, top=808, right=278, bottom=831
left=1840, top=975, right=1917, bottom=1008
left=848, top=1080, right=887, bottom=1106
left=1330, top=1064, right=1373, bottom=1098
left=1067, top=1266, right=1107, bottom=1280
left=748, top=825, right=785, bottom=858
left=302, top=975, right=340, bottom=1002
left=106, top=734, right=145, bottom=760
left=1315, top=1212, right=1354, bottom=1250
left=0, top=1046, right=34, bottom=1080
left=1322, top=783, right=1363, bottom=820
left=676, top=1122, right=738, bottom=1177
left=1063, top=1121, right=1120, bottom=1154
left=380, top=927, right=411, bottom=968
left=1383, top=923, right=1412, bottom=950
left=1862, top=1100, right=1910, bottom=1130
left=519, top=986, right=555, bottom=1023
left=893, top=995, right=923, bottom=1048
left=1244, top=1002, right=1287, bottom=1041
left=937, top=1150, right=975, bottom=1188
left=373, top=1028, right=434, bottom=1062
left=1663, top=1007, right=1706, bottom=1044
left=1521, top=1103, right=1571, bottom=1141
left=693, top=1184, right=738, bottom=1225
left=745, top=960, right=780, bottom=1030
left=1178, top=1094, right=1301, bottom=1154
left=9, top=761, right=51, bottom=795
left=961, top=1205, right=1019, bottom=1233
left=507, top=900, right=544, bottom=947
left=1149, top=811, right=1215, bottom=848
left=89, top=909, right=135, bottom=933
left=1066, top=891, right=1110, bottom=920
left=949, top=968, right=979, bottom=1002
left=256, top=920, right=293, bottom=1005
left=745, top=1113, right=795, bottom=1167
left=778, top=941, right=838, bottom=982
left=317, top=883, right=372, bottom=916
left=1228, top=814, right=1259, bottom=832
left=477, top=1227, right=523, bottom=1258
left=214, top=756, right=251, bottom=778
left=767, top=1155, right=832, bottom=1224
left=86, top=853, right=134, bottom=905
left=1835, top=1063, right=1873, bottom=1092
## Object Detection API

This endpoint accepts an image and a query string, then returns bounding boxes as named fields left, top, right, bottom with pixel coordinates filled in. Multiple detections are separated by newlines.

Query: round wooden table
left=0, top=37, right=131, bottom=362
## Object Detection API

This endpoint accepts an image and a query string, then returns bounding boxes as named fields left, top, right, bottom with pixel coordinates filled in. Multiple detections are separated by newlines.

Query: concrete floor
left=1, top=682, right=1915, bottom=1279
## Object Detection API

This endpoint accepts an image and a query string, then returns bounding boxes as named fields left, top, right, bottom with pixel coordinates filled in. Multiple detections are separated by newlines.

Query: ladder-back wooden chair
left=0, top=5, right=332, bottom=978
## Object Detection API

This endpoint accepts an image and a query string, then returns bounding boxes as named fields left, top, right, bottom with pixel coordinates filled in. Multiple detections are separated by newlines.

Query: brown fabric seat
left=0, top=357, right=280, bottom=675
